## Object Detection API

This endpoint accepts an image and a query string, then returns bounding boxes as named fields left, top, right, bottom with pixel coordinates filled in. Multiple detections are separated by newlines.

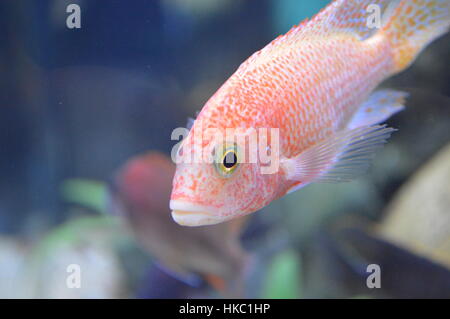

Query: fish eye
left=214, top=144, right=240, bottom=177
left=223, top=150, right=237, bottom=169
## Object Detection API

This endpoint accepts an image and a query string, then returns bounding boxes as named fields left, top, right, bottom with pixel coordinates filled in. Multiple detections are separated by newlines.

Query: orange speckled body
left=213, top=34, right=393, bottom=158
left=171, top=0, right=450, bottom=226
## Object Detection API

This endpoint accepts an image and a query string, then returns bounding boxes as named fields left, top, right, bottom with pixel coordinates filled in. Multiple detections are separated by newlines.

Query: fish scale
left=207, top=34, right=393, bottom=157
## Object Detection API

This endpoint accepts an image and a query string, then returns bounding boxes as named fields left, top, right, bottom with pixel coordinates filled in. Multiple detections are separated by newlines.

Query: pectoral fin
left=281, top=125, right=395, bottom=186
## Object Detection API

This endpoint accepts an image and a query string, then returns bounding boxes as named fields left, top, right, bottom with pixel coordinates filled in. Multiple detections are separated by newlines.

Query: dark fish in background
left=339, top=229, right=450, bottom=298
left=108, top=151, right=251, bottom=297
left=302, top=227, right=450, bottom=298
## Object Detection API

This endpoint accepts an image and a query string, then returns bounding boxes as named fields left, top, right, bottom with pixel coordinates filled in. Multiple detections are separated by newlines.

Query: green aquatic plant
left=61, top=178, right=108, bottom=214
left=263, top=249, right=302, bottom=299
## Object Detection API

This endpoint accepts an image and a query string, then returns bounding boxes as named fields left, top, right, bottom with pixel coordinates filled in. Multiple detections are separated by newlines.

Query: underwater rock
left=26, top=217, right=129, bottom=298
left=378, top=143, right=450, bottom=268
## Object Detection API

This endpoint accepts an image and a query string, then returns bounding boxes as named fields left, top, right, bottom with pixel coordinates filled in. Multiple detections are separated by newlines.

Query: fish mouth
left=170, top=200, right=225, bottom=226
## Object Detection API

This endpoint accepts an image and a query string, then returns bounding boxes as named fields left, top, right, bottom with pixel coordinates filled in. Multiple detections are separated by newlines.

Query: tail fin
left=382, top=0, right=450, bottom=73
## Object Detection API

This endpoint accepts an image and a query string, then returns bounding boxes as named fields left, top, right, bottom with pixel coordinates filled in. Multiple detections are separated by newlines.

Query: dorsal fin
left=238, top=0, right=396, bottom=73
left=312, top=0, right=396, bottom=40
left=186, top=110, right=200, bottom=130
left=186, top=117, right=195, bottom=130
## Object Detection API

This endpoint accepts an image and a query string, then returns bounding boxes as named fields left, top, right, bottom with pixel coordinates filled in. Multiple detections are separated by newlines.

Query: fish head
left=170, top=123, right=281, bottom=226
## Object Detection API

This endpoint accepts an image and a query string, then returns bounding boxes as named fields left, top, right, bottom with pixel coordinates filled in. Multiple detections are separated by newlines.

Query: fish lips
left=170, top=200, right=226, bottom=226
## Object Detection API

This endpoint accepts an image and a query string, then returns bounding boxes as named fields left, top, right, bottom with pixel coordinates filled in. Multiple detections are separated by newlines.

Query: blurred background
left=0, top=0, right=449, bottom=298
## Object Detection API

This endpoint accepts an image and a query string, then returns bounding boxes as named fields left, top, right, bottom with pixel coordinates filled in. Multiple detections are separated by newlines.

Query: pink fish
left=170, top=0, right=450, bottom=226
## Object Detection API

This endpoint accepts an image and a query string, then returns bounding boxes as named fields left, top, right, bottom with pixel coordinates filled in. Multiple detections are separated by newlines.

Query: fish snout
left=170, top=200, right=226, bottom=226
